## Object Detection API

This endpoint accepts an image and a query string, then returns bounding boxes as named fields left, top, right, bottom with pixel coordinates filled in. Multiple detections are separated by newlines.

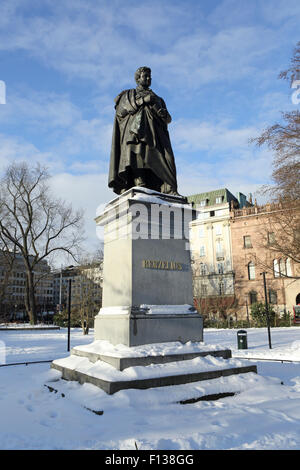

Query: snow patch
left=73, top=339, right=225, bottom=358
left=2, top=327, right=300, bottom=450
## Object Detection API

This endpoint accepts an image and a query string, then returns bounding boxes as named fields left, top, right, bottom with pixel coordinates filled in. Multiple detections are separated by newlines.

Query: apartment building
left=52, top=261, right=103, bottom=311
left=230, top=202, right=300, bottom=318
left=188, top=190, right=300, bottom=320
left=0, top=251, right=53, bottom=314
left=188, top=189, right=251, bottom=316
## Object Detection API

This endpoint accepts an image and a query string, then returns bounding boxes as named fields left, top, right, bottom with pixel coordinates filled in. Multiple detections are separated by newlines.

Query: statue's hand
left=136, top=96, right=144, bottom=107
left=143, top=93, right=154, bottom=105
left=136, top=93, right=153, bottom=106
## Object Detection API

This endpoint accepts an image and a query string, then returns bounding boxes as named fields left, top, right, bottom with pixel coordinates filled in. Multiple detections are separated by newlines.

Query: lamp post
left=67, top=279, right=72, bottom=352
left=261, top=272, right=272, bottom=349
left=245, top=296, right=250, bottom=327
left=59, top=265, right=63, bottom=312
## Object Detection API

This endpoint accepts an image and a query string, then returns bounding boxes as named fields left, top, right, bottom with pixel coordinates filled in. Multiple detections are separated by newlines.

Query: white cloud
left=172, top=119, right=258, bottom=153
left=49, top=171, right=111, bottom=255
left=177, top=145, right=273, bottom=205
left=172, top=117, right=275, bottom=203
left=0, top=88, right=113, bottom=166
left=0, top=0, right=296, bottom=232
left=0, top=133, right=59, bottom=172
left=0, top=0, right=297, bottom=92
left=0, top=90, right=81, bottom=129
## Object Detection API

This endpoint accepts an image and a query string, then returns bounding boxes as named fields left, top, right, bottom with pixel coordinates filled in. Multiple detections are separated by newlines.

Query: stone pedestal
left=94, top=187, right=203, bottom=346
left=51, top=187, right=258, bottom=397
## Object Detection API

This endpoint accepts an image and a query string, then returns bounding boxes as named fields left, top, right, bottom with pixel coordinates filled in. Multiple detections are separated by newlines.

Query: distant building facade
left=0, top=251, right=53, bottom=316
left=230, top=202, right=300, bottom=319
left=0, top=249, right=103, bottom=320
left=52, top=261, right=103, bottom=312
left=188, top=188, right=252, bottom=318
left=188, top=189, right=300, bottom=321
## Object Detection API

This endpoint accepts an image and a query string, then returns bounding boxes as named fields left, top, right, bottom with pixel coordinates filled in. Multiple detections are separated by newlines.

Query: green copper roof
left=187, top=188, right=238, bottom=206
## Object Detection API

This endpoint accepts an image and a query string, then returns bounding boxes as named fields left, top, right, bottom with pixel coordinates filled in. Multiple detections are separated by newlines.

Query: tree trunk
left=26, top=270, right=37, bottom=325
left=81, top=317, right=89, bottom=335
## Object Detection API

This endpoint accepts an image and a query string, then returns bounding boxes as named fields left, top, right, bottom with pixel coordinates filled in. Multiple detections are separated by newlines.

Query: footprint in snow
left=211, top=420, right=228, bottom=428
left=39, top=419, right=51, bottom=427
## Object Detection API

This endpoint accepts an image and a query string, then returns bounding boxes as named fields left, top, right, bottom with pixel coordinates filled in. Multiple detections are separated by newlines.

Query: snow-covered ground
left=0, top=326, right=300, bottom=450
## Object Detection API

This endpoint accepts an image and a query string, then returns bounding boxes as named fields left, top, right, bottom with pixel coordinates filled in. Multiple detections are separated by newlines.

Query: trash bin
left=237, top=330, right=248, bottom=350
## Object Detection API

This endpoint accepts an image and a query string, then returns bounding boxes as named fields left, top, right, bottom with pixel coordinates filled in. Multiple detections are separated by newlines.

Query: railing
left=193, top=270, right=235, bottom=278
left=232, top=203, right=287, bottom=218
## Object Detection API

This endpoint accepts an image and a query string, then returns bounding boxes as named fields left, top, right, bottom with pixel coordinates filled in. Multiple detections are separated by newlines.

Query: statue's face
left=138, top=69, right=151, bottom=88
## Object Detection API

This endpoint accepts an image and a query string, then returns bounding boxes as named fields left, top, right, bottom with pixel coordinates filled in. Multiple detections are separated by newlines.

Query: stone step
left=46, top=369, right=266, bottom=410
left=71, top=346, right=232, bottom=371
left=51, top=355, right=257, bottom=395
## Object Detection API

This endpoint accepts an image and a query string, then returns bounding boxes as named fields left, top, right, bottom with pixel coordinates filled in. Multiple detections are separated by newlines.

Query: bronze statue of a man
left=108, top=67, right=178, bottom=195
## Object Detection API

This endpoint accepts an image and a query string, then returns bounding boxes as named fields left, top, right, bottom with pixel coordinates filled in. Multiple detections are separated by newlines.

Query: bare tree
left=257, top=203, right=300, bottom=269
left=195, top=295, right=237, bottom=320
left=251, top=42, right=300, bottom=273
left=253, top=111, right=300, bottom=201
left=71, top=271, right=101, bottom=335
left=252, top=41, right=300, bottom=201
left=71, top=252, right=103, bottom=334
left=0, top=162, right=85, bottom=324
left=278, top=41, right=300, bottom=85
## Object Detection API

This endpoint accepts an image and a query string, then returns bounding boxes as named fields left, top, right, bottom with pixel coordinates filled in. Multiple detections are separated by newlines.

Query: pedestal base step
left=51, top=352, right=257, bottom=395
left=71, top=345, right=232, bottom=371
left=45, top=369, right=267, bottom=415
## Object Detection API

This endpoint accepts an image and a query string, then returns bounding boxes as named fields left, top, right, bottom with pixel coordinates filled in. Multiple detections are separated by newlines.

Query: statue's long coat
left=108, top=88, right=178, bottom=194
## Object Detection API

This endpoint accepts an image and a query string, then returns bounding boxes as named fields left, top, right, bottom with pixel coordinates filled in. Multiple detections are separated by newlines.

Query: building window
left=273, top=259, right=280, bottom=278
left=248, top=261, right=255, bottom=280
left=286, top=258, right=292, bottom=277
left=216, top=240, right=223, bottom=255
left=200, top=263, right=207, bottom=275
left=210, top=210, right=215, bottom=217
left=215, top=224, right=222, bottom=235
left=217, top=262, right=224, bottom=274
left=243, top=235, right=252, bottom=248
left=249, top=291, right=257, bottom=304
left=219, top=282, right=225, bottom=295
left=199, top=245, right=205, bottom=257
left=274, top=258, right=292, bottom=278
left=198, top=227, right=205, bottom=238
left=215, top=196, right=223, bottom=204
left=200, top=200, right=207, bottom=206
left=269, top=289, right=277, bottom=305
left=200, top=284, right=207, bottom=296
left=279, top=258, right=287, bottom=277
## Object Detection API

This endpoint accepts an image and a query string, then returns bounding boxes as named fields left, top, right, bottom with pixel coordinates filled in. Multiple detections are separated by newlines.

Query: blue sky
left=0, top=0, right=299, bottom=255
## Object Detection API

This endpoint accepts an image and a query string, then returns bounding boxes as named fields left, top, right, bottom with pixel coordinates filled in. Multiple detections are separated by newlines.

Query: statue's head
left=135, top=66, right=151, bottom=88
